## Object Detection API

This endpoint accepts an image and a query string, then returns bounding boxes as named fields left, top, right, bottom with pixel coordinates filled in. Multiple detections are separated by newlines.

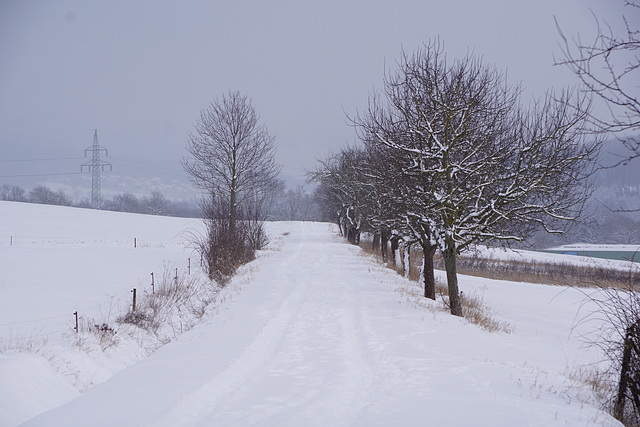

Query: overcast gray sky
left=0, top=0, right=634, bottom=201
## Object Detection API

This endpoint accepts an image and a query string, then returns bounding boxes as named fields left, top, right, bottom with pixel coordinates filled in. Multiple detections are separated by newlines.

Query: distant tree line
left=1, top=184, right=72, bottom=207
left=0, top=182, right=323, bottom=222
left=268, top=184, right=322, bottom=222
left=0, top=184, right=200, bottom=217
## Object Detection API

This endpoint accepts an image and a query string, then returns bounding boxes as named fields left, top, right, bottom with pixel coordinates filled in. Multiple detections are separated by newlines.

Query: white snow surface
left=0, top=201, right=621, bottom=426
left=473, top=244, right=639, bottom=271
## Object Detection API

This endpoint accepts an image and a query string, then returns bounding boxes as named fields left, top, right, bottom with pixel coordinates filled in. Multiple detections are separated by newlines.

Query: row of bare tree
left=311, top=40, right=602, bottom=317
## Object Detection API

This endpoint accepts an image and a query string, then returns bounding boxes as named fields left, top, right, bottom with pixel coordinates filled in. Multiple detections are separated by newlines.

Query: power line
left=99, top=129, right=181, bottom=148
left=109, top=157, right=186, bottom=178
left=0, top=172, right=84, bottom=178
left=0, top=129, right=93, bottom=135
left=110, top=162, right=186, bottom=178
left=0, top=157, right=84, bottom=163
left=109, top=156, right=183, bottom=172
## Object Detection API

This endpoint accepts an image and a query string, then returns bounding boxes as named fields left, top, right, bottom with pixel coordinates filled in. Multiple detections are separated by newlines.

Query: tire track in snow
left=281, top=263, right=375, bottom=426
left=154, top=235, right=308, bottom=427
left=251, top=224, right=375, bottom=426
left=157, top=222, right=376, bottom=426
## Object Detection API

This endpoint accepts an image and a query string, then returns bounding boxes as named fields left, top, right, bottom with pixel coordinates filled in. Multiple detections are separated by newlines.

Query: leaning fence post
left=614, top=323, right=635, bottom=420
left=131, top=288, right=137, bottom=312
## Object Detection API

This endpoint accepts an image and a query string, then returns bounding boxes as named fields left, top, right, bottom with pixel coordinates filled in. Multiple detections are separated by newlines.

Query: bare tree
left=556, top=0, right=640, bottom=164
left=28, top=185, right=72, bottom=206
left=580, top=274, right=640, bottom=425
left=354, top=121, right=437, bottom=298
left=557, top=6, right=640, bottom=422
left=309, top=148, right=370, bottom=244
left=354, top=41, right=600, bottom=316
left=0, top=184, right=27, bottom=202
left=195, top=194, right=254, bottom=283
left=107, top=192, right=141, bottom=213
left=183, top=91, right=281, bottom=279
left=142, top=191, right=173, bottom=216
left=183, top=91, right=281, bottom=234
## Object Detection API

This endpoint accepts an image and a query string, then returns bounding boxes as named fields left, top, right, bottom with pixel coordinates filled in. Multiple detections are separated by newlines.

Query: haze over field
left=1, top=1, right=635, bottom=198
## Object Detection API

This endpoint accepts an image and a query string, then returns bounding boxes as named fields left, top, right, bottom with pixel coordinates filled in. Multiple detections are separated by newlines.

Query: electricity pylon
left=81, top=129, right=112, bottom=208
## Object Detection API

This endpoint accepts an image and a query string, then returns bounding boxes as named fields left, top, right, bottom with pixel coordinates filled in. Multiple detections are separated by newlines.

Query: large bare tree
left=183, top=91, right=281, bottom=233
left=354, top=41, right=600, bottom=316
left=556, top=0, right=640, bottom=164
left=183, top=91, right=281, bottom=280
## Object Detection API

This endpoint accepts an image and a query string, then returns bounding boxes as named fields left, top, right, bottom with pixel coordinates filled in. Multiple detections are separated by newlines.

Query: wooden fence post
left=614, top=321, right=639, bottom=421
left=131, top=288, right=137, bottom=312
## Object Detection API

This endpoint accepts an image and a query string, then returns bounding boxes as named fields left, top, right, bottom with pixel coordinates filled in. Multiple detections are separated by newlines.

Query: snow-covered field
left=474, top=244, right=639, bottom=272
left=0, top=201, right=622, bottom=426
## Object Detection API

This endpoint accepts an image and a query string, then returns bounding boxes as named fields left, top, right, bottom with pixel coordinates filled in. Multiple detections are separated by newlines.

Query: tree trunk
left=403, top=243, right=410, bottom=279
left=373, top=232, right=380, bottom=252
left=442, top=241, right=463, bottom=316
left=422, top=243, right=436, bottom=300
left=229, top=143, right=238, bottom=235
left=390, top=236, right=400, bottom=266
left=229, top=189, right=237, bottom=235
left=381, top=230, right=389, bottom=262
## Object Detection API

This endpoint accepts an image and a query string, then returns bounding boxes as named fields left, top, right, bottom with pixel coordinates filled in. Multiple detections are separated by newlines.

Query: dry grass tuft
left=459, top=291, right=513, bottom=333
left=117, top=265, right=219, bottom=336
left=433, top=276, right=512, bottom=333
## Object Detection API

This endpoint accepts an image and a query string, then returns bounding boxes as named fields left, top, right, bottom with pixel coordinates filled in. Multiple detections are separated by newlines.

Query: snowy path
left=22, top=222, right=618, bottom=426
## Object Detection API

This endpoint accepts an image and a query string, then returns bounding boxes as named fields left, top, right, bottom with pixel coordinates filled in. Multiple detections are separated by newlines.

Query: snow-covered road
left=21, top=221, right=618, bottom=426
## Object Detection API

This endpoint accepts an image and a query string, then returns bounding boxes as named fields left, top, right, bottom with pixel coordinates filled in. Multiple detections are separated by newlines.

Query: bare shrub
left=192, top=195, right=255, bottom=284
left=118, top=311, right=153, bottom=329
left=580, top=274, right=640, bottom=426
left=0, top=331, right=48, bottom=354
left=74, top=317, right=118, bottom=351
left=246, top=220, right=269, bottom=251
